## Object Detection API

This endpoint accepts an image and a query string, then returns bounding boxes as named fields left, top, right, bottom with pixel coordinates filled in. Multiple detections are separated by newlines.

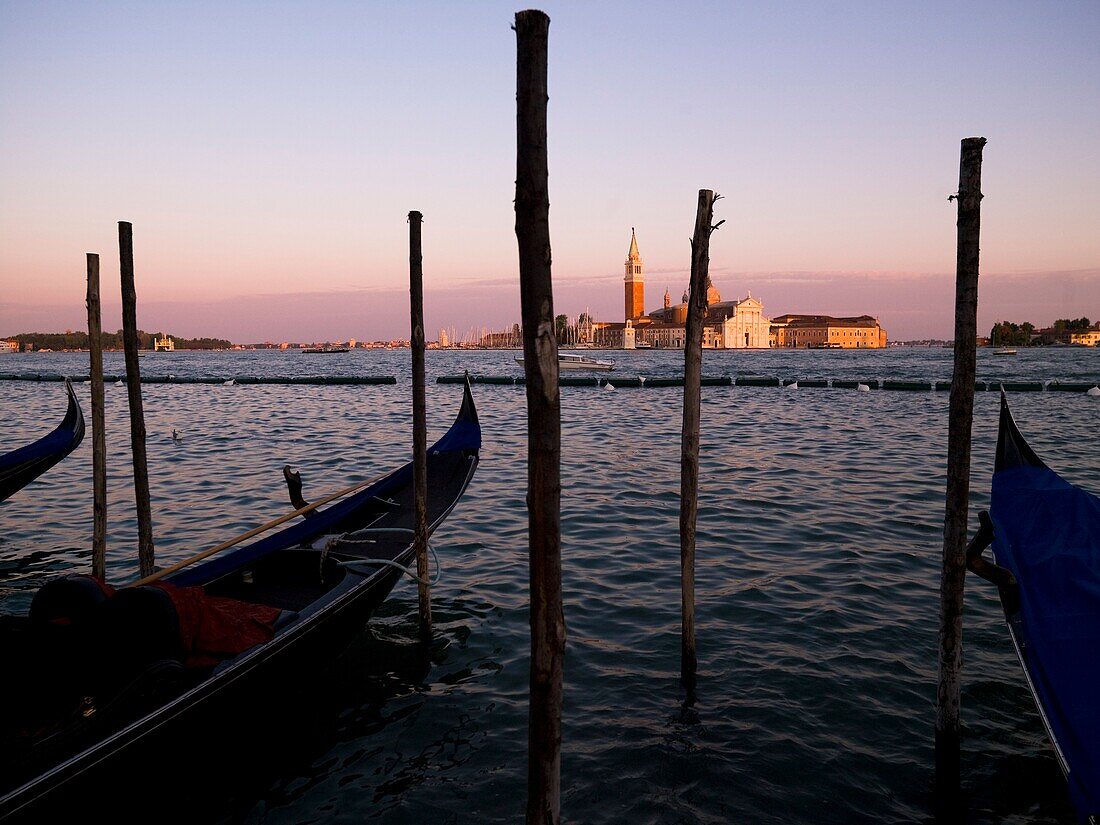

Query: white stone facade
left=716, top=296, right=770, bottom=348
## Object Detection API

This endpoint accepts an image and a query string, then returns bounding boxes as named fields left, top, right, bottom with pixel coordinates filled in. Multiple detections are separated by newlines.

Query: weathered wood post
left=515, top=10, right=564, bottom=825
left=118, top=221, right=155, bottom=578
left=935, top=136, right=987, bottom=797
left=680, top=190, right=719, bottom=699
left=85, top=253, right=107, bottom=581
left=408, top=210, right=432, bottom=640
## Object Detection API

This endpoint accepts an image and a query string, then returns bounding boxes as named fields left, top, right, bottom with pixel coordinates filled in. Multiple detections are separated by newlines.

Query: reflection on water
left=1, top=348, right=1098, bottom=823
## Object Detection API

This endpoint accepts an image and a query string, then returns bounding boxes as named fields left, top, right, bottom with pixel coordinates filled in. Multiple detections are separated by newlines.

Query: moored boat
left=967, top=393, right=1100, bottom=822
left=0, top=379, right=480, bottom=819
left=0, top=380, right=85, bottom=503
left=514, top=353, right=615, bottom=371
left=992, top=328, right=1017, bottom=355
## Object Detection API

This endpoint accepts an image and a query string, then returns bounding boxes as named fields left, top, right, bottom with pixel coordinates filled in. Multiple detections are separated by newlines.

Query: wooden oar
left=129, top=470, right=390, bottom=587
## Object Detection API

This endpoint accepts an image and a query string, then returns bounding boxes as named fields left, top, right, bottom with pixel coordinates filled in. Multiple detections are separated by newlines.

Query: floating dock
left=0, top=374, right=397, bottom=385
left=436, top=375, right=1100, bottom=392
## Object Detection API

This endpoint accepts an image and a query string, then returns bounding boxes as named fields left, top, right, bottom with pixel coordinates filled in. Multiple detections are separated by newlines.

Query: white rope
left=313, top=527, right=441, bottom=586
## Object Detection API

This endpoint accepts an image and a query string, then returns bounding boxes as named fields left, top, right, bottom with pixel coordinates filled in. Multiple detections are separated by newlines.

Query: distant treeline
left=991, top=317, right=1092, bottom=346
left=3, top=331, right=233, bottom=351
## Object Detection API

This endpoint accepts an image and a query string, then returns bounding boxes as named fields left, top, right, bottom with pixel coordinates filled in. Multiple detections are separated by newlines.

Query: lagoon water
left=1, top=347, right=1098, bottom=823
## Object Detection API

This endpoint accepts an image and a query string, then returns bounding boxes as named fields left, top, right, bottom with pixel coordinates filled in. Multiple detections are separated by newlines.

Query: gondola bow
left=0, top=380, right=85, bottom=503
left=980, top=394, right=1100, bottom=823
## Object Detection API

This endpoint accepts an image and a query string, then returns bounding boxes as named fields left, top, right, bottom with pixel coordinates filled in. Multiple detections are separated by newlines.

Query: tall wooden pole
left=515, top=10, right=563, bottom=825
left=935, top=136, right=986, bottom=797
left=409, top=210, right=432, bottom=641
left=85, top=253, right=107, bottom=581
left=680, top=190, right=718, bottom=698
left=118, top=221, right=155, bottom=578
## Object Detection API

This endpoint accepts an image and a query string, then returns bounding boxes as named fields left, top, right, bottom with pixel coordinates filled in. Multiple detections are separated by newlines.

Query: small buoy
left=638, top=376, right=646, bottom=386
left=224, top=379, right=235, bottom=386
left=115, top=379, right=123, bottom=385
left=172, top=429, right=183, bottom=442
left=1088, top=386, right=1100, bottom=397
left=603, top=381, right=616, bottom=391
left=857, top=383, right=870, bottom=392
left=786, top=381, right=798, bottom=390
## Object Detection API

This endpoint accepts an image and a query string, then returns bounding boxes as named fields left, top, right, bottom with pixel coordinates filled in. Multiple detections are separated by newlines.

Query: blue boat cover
left=991, top=462, right=1100, bottom=820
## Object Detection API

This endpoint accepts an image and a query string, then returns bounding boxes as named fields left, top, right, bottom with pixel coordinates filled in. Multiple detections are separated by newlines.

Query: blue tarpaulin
left=991, top=458, right=1100, bottom=821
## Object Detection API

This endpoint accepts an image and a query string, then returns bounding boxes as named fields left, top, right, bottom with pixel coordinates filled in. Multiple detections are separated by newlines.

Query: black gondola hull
left=0, top=380, right=480, bottom=820
left=2, top=563, right=409, bottom=821
left=0, top=380, right=85, bottom=503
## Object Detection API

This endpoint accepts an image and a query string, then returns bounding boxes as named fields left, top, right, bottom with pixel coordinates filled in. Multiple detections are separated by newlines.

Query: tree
left=554, top=314, right=568, bottom=340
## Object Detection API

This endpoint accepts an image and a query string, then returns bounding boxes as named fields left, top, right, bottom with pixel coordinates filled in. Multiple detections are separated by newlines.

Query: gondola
left=967, top=393, right=1100, bottom=823
left=0, top=379, right=480, bottom=820
left=0, top=379, right=85, bottom=503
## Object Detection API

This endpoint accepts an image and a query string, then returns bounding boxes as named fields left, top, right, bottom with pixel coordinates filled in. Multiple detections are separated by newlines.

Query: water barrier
left=0, top=374, right=397, bottom=385
left=435, top=375, right=1100, bottom=392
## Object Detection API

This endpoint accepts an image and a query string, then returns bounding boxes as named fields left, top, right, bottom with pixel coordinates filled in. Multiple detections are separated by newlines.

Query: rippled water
left=1, top=348, right=1098, bottom=823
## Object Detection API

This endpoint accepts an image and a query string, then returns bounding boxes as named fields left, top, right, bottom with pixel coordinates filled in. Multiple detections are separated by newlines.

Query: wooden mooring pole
left=515, top=10, right=564, bottom=825
left=680, top=190, right=719, bottom=699
left=408, top=210, right=432, bottom=641
left=118, top=221, right=155, bottom=578
left=85, top=253, right=107, bottom=581
left=935, top=137, right=987, bottom=799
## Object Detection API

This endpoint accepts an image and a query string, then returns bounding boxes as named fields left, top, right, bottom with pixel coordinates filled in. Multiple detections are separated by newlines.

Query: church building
left=593, top=230, right=889, bottom=349
left=595, top=230, right=772, bottom=348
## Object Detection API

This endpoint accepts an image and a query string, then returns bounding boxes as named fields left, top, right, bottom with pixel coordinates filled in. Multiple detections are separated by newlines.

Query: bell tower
left=624, top=228, right=645, bottom=322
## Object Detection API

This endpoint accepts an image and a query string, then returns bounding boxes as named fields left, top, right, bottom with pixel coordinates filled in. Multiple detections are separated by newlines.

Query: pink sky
left=2, top=2, right=1097, bottom=341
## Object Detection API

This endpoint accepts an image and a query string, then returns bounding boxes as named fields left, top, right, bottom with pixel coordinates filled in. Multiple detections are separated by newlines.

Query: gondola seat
left=29, top=575, right=113, bottom=628
left=93, top=586, right=185, bottom=698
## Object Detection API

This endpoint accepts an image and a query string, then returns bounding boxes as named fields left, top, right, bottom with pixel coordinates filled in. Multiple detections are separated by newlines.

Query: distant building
left=479, top=329, right=521, bottom=347
left=439, top=328, right=450, bottom=348
left=599, top=230, right=772, bottom=348
left=624, top=228, right=645, bottom=322
left=154, top=335, right=175, bottom=352
left=0, top=340, right=19, bottom=353
left=1036, top=322, right=1100, bottom=347
left=595, top=230, right=887, bottom=349
left=711, top=294, right=771, bottom=348
left=577, top=315, right=595, bottom=345
left=1069, top=324, right=1100, bottom=346
left=623, top=320, right=636, bottom=349
left=770, top=315, right=887, bottom=348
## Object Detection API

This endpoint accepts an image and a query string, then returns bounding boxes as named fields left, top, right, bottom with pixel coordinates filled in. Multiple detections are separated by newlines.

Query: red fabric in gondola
left=151, top=582, right=281, bottom=669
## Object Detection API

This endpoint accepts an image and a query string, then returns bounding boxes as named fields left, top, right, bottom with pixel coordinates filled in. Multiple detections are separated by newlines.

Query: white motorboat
left=992, top=328, right=1017, bottom=355
left=515, top=353, right=615, bottom=371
